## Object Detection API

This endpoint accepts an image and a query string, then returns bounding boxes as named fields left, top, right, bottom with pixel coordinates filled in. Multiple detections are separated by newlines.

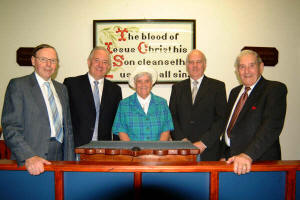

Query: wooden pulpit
left=75, top=141, right=200, bottom=162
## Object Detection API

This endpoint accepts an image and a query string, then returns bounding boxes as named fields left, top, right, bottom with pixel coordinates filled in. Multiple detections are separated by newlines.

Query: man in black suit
left=169, top=49, right=227, bottom=161
left=221, top=50, right=287, bottom=175
left=64, top=46, right=122, bottom=147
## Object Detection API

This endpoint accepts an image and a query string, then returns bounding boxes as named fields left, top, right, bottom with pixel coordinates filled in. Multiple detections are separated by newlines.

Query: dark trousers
left=47, top=138, right=63, bottom=161
left=224, top=145, right=231, bottom=160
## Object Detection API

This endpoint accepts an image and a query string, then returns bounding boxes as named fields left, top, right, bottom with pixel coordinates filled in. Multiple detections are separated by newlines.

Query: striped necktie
left=227, top=87, right=251, bottom=137
left=44, top=82, right=63, bottom=143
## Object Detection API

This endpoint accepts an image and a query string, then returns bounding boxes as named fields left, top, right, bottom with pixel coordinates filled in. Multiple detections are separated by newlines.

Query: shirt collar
left=190, top=75, right=204, bottom=85
left=35, top=72, right=52, bottom=86
left=243, top=75, right=261, bottom=92
left=137, top=93, right=151, bottom=104
left=88, top=73, right=104, bottom=85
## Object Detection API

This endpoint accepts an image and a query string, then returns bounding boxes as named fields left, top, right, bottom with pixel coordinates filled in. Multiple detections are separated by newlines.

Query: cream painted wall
left=0, top=0, right=299, bottom=159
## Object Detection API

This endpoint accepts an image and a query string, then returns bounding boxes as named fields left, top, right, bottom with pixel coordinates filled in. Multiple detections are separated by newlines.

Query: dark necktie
left=227, top=87, right=250, bottom=137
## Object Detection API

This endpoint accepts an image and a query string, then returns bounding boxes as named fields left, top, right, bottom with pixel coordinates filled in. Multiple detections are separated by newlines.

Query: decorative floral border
left=93, top=19, right=196, bottom=83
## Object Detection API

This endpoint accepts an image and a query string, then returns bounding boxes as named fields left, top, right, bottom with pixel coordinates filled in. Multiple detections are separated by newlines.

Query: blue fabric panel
left=64, top=172, right=134, bottom=200
left=0, top=170, right=54, bottom=200
left=142, top=172, right=210, bottom=200
left=219, top=171, right=285, bottom=200
left=296, top=171, right=300, bottom=200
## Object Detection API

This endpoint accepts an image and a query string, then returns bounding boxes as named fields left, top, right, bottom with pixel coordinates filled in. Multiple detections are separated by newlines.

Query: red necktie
left=227, top=87, right=250, bottom=137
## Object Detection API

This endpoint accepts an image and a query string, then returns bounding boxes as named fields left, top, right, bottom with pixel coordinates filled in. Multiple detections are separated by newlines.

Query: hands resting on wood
left=25, top=156, right=51, bottom=175
left=220, top=153, right=253, bottom=175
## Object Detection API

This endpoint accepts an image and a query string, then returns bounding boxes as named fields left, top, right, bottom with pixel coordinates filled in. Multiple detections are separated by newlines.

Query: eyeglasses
left=35, top=57, right=58, bottom=64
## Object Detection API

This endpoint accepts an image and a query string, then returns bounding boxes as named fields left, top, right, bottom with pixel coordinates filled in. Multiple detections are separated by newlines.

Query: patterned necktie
left=192, top=80, right=198, bottom=104
left=44, top=82, right=63, bottom=143
left=227, top=87, right=251, bottom=137
left=92, top=81, right=100, bottom=140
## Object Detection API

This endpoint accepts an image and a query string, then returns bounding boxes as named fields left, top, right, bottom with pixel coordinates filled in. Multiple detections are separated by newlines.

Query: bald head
left=186, top=49, right=207, bottom=80
left=186, top=49, right=206, bottom=64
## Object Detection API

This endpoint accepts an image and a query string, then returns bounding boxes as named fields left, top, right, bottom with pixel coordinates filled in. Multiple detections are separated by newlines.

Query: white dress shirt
left=88, top=73, right=104, bottom=141
left=88, top=73, right=104, bottom=104
left=190, top=75, right=204, bottom=95
left=137, top=94, right=151, bottom=114
left=35, top=72, right=63, bottom=138
left=224, top=76, right=261, bottom=146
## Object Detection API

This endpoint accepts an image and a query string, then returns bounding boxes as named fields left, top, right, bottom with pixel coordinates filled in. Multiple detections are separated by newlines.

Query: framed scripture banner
left=93, top=19, right=196, bottom=83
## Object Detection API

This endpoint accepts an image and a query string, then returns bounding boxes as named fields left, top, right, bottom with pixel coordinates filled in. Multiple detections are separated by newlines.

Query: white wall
left=0, top=0, right=299, bottom=159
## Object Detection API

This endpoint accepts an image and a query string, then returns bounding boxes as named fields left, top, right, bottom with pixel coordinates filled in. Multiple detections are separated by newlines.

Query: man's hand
left=193, top=141, right=207, bottom=153
left=226, top=153, right=252, bottom=175
left=181, top=138, right=190, bottom=142
left=25, top=156, right=51, bottom=175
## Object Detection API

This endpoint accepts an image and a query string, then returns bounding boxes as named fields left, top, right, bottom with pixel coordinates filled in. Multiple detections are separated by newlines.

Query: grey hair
left=88, top=46, right=112, bottom=67
left=235, top=50, right=263, bottom=68
left=134, top=72, right=153, bottom=84
left=186, top=49, right=207, bottom=65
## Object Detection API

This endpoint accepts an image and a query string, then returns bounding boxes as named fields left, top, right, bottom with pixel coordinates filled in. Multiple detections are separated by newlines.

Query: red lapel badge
left=252, top=106, right=257, bottom=110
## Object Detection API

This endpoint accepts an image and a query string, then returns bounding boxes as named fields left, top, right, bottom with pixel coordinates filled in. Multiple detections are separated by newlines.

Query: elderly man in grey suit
left=1, top=44, right=75, bottom=175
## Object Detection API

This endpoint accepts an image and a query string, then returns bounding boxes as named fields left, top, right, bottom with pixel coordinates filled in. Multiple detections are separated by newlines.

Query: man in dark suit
left=221, top=50, right=287, bottom=175
left=64, top=46, right=122, bottom=147
left=1, top=44, right=75, bottom=175
left=169, top=49, right=227, bottom=161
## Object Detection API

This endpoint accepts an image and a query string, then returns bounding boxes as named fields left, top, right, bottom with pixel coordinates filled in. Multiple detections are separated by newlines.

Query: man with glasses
left=64, top=46, right=122, bottom=147
left=220, top=50, right=287, bottom=175
left=1, top=44, right=75, bottom=175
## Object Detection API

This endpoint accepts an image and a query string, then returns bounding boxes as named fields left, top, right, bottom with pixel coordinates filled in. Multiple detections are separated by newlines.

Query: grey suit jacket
left=1, top=73, right=75, bottom=165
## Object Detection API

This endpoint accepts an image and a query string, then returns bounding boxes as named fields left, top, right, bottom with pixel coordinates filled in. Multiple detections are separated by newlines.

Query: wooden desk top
left=0, top=160, right=300, bottom=172
left=75, top=141, right=200, bottom=162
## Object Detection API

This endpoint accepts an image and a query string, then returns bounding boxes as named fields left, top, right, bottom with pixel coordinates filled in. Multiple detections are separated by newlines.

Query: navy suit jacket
left=64, top=74, right=122, bottom=147
left=169, top=76, right=227, bottom=161
left=221, top=76, right=287, bottom=161
left=1, top=73, right=75, bottom=165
